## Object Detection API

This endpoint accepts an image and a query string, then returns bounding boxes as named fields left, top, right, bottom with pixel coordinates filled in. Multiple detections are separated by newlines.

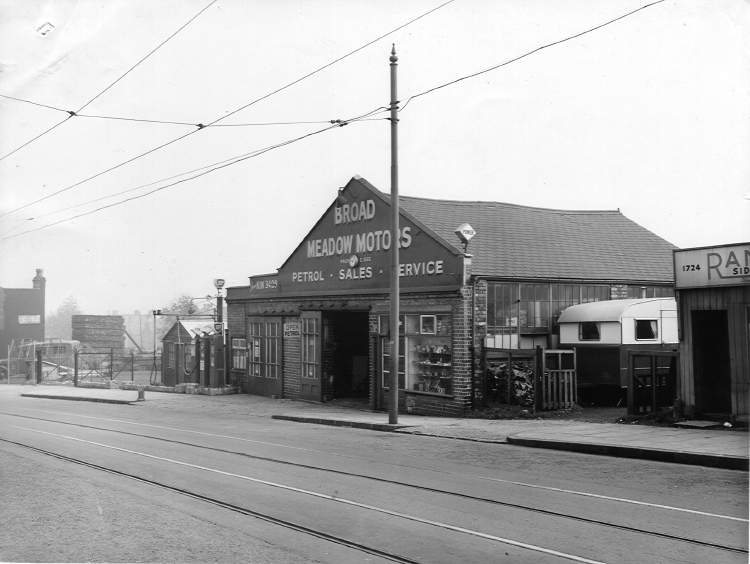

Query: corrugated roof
left=388, top=192, right=676, bottom=281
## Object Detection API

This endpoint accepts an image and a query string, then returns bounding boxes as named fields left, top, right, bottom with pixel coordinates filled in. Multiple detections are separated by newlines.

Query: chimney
left=32, top=269, right=46, bottom=290
left=32, top=269, right=46, bottom=339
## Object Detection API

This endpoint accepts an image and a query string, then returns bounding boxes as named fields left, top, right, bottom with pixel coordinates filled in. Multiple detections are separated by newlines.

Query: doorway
left=692, top=310, right=731, bottom=415
left=322, top=311, right=370, bottom=401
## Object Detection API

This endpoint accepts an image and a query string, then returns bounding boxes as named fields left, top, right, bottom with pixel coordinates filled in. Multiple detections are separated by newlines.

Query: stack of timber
left=72, top=315, right=126, bottom=353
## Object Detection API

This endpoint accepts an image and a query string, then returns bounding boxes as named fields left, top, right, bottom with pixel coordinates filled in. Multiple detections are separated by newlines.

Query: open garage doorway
left=692, top=310, right=732, bottom=416
left=322, top=311, right=370, bottom=403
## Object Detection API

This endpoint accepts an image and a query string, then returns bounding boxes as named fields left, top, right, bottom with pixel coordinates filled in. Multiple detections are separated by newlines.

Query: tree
left=162, top=294, right=215, bottom=316
left=154, top=294, right=216, bottom=342
left=46, top=296, right=81, bottom=340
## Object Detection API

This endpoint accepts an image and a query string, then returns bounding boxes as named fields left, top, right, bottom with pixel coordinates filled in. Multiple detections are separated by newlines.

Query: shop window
left=265, top=322, right=280, bottom=379
left=302, top=317, right=319, bottom=380
left=380, top=313, right=452, bottom=395
left=420, top=315, right=436, bottom=334
left=248, top=321, right=281, bottom=378
left=579, top=322, right=600, bottom=341
left=381, top=336, right=405, bottom=389
left=635, top=320, right=658, bottom=340
left=232, top=338, right=247, bottom=370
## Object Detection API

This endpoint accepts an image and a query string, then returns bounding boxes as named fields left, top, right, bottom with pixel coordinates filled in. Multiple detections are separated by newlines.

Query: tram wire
left=0, top=0, right=457, bottom=221
left=0, top=0, right=219, bottom=165
left=1, top=410, right=745, bottom=556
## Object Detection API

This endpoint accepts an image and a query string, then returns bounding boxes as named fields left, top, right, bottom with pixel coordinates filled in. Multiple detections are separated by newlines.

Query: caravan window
left=579, top=322, right=600, bottom=341
left=635, top=319, right=658, bottom=340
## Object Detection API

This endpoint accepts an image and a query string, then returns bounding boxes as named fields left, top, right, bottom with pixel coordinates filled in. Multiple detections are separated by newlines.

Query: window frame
left=579, top=321, right=601, bottom=341
left=634, top=319, right=659, bottom=341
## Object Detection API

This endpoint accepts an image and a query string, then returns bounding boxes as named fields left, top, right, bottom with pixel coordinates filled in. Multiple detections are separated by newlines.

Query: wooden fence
left=483, top=347, right=576, bottom=411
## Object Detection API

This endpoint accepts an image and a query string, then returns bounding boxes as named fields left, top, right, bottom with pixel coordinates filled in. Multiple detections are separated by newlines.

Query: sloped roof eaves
left=397, top=196, right=676, bottom=282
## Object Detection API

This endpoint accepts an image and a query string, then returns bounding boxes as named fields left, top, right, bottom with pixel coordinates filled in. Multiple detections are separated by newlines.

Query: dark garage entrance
left=323, top=311, right=370, bottom=401
left=692, top=310, right=732, bottom=416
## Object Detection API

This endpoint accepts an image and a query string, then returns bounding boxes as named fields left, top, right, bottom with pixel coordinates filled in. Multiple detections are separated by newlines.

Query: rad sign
left=674, top=243, right=750, bottom=289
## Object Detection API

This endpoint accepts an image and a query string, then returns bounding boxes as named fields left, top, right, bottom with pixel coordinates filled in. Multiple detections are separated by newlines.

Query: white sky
left=0, top=0, right=748, bottom=315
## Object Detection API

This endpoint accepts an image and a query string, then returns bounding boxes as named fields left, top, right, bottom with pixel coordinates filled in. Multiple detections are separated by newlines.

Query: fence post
left=110, top=348, right=114, bottom=381
left=131, top=351, right=135, bottom=382
left=35, top=349, right=42, bottom=384
left=74, top=350, right=79, bottom=387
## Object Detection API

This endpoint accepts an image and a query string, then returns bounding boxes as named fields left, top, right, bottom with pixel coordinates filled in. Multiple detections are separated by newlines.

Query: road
left=0, top=392, right=747, bottom=563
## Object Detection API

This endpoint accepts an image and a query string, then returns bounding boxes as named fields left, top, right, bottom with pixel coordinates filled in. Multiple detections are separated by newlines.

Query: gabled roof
left=558, top=298, right=676, bottom=323
left=390, top=192, right=676, bottom=282
left=163, top=319, right=217, bottom=342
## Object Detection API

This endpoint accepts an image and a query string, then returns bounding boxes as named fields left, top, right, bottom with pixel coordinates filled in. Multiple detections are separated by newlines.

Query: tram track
left=0, top=436, right=420, bottom=564
left=1, top=410, right=747, bottom=557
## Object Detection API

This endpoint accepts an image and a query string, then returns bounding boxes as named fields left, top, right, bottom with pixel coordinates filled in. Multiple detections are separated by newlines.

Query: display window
left=380, top=313, right=452, bottom=396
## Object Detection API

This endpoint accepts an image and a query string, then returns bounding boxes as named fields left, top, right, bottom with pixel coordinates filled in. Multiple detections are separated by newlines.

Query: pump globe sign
left=674, top=243, right=750, bottom=289
left=275, top=180, right=463, bottom=296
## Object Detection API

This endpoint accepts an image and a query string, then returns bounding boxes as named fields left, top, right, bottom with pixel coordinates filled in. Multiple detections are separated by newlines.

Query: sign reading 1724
left=674, top=244, right=750, bottom=289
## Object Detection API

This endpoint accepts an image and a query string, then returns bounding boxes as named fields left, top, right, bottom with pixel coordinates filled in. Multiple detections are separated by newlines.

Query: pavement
left=10, top=384, right=749, bottom=471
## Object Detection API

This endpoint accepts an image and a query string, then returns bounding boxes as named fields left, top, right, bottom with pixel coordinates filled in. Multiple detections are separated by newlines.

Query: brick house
left=0, top=269, right=46, bottom=356
left=226, top=176, right=675, bottom=416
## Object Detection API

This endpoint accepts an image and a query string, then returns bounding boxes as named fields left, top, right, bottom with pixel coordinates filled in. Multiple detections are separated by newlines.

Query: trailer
left=558, top=298, right=678, bottom=410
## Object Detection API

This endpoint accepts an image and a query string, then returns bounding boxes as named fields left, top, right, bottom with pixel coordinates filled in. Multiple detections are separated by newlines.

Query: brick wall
left=228, top=290, right=478, bottom=417
left=610, top=284, right=629, bottom=299
left=473, top=279, right=488, bottom=407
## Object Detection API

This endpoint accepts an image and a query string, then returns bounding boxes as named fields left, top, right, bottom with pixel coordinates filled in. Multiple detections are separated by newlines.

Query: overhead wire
left=75, top=0, right=219, bottom=113
left=0, top=93, right=69, bottom=114
left=0, top=108, right=383, bottom=241
left=399, top=0, right=666, bottom=113
left=1, top=107, right=389, bottom=232
left=0, top=116, right=73, bottom=162
left=0, top=0, right=457, bottom=221
left=0, top=0, right=666, bottom=239
left=0, top=0, right=219, bottom=164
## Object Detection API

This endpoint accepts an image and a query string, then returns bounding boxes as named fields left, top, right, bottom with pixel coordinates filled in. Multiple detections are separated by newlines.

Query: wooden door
left=247, top=317, right=282, bottom=397
left=300, top=312, right=322, bottom=401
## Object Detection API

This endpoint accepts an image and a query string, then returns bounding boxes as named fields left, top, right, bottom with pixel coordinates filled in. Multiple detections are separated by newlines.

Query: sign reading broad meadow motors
left=248, top=178, right=463, bottom=297
left=674, top=242, right=750, bottom=289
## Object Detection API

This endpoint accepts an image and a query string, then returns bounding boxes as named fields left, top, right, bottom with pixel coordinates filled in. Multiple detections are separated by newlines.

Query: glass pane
left=436, top=315, right=450, bottom=336
left=408, top=335, right=452, bottom=394
left=579, top=322, right=600, bottom=341
left=635, top=320, right=658, bottom=340
left=405, top=315, right=419, bottom=334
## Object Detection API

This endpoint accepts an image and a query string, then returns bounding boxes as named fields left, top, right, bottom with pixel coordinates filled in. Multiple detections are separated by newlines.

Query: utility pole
left=389, top=45, right=400, bottom=425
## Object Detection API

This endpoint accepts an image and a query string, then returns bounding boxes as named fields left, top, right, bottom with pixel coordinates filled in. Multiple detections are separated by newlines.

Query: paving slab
left=19, top=385, right=141, bottom=405
left=274, top=411, right=749, bottom=470
left=6, top=385, right=747, bottom=470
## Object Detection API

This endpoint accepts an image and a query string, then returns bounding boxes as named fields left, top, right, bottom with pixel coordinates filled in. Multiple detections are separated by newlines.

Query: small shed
left=161, top=319, right=217, bottom=387
left=674, top=243, right=749, bottom=423
left=558, top=298, right=678, bottom=409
